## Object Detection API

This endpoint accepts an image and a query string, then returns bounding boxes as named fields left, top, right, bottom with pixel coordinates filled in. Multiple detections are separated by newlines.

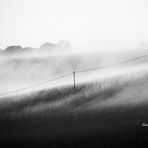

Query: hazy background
left=0, top=0, right=148, bottom=52
left=0, top=0, right=148, bottom=95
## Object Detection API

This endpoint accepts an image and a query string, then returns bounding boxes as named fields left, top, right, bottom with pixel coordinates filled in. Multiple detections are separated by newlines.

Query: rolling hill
left=0, top=67, right=148, bottom=147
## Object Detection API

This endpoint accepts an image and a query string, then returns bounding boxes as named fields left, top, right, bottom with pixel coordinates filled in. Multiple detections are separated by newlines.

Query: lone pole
left=73, top=71, right=76, bottom=93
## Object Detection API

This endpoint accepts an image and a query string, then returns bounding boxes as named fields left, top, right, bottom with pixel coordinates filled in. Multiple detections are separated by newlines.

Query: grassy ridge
left=1, top=70, right=148, bottom=147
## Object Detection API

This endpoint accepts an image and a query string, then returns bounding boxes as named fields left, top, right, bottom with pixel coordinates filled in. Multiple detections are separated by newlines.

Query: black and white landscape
left=0, top=0, right=148, bottom=148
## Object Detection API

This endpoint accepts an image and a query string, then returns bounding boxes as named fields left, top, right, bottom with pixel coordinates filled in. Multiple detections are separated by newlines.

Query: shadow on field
left=1, top=72, right=148, bottom=147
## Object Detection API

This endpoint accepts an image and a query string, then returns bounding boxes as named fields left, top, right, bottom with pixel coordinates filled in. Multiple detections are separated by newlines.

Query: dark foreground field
left=1, top=70, right=148, bottom=148
left=1, top=109, right=148, bottom=148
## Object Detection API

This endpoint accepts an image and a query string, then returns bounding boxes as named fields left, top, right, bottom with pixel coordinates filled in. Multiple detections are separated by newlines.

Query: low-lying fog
left=0, top=41, right=148, bottom=96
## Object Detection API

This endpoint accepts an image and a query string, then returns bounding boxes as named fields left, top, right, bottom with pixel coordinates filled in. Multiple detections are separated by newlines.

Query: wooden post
left=83, top=89, right=85, bottom=98
left=73, top=71, right=76, bottom=93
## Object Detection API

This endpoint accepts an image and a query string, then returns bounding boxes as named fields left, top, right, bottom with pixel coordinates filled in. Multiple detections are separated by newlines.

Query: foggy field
left=1, top=0, right=148, bottom=147
left=1, top=68, right=148, bottom=147
left=1, top=68, right=148, bottom=119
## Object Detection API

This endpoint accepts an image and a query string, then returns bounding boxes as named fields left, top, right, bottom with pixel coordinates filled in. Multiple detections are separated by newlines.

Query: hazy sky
left=0, top=0, right=148, bottom=52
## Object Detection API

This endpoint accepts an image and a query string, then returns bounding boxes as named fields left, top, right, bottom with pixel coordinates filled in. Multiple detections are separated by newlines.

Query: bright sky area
left=0, top=0, right=148, bottom=52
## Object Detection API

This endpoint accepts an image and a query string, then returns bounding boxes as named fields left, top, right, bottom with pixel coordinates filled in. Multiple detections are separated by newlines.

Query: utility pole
left=73, top=71, right=76, bottom=93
